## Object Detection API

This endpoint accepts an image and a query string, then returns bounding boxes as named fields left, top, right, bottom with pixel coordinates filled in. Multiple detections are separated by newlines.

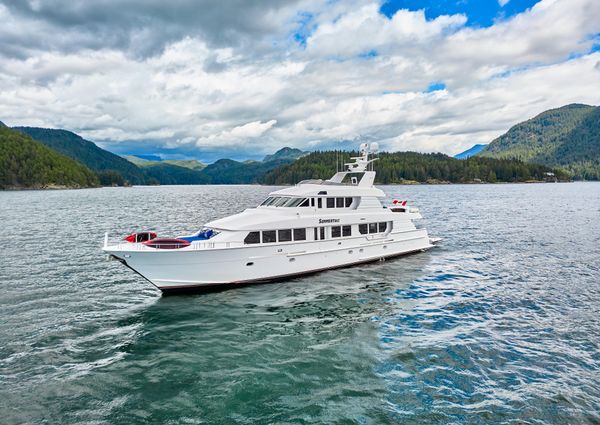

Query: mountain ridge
left=0, top=126, right=99, bottom=189
left=478, top=103, right=600, bottom=179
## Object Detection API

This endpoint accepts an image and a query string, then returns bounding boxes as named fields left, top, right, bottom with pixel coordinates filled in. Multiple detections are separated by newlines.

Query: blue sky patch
left=358, top=49, right=379, bottom=59
left=292, top=11, right=316, bottom=47
left=427, top=82, right=446, bottom=92
left=380, top=0, right=542, bottom=28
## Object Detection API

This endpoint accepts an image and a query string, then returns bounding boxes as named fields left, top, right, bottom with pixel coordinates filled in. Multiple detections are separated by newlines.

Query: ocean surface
left=1, top=183, right=599, bottom=424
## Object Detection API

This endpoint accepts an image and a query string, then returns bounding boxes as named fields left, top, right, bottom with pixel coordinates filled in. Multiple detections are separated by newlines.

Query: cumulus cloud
left=0, top=0, right=599, bottom=160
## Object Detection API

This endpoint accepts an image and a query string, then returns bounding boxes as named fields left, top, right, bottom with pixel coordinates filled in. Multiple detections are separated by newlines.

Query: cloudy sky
left=0, top=0, right=599, bottom=161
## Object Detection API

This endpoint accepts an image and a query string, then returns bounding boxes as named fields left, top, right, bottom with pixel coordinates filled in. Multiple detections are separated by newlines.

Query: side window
left=326, top=198, right=335, bottom=208
left=320, top=227, right=325, bottom=240
left=359, top=224, right=368, bottom=234
left=244, top=231, right=260, bottom=244
left=342, top=225, right=351, bottom=237
left=317, top=198, right=322, bottom=208
left=262, top=230, right=276, bottom=243
left=369, top=223, right=377, bottom=233
left=260, top=197, right=273, bottom=206
left=345, top=197, right=352, bottom=207
left=378, top=222, right=387, bottom=232
left=310, top=198, right=315, bottom=207
left=299, top=198, right=310, bottom=207
left=331, top=226, right=341, bottom=238
left=336, top=197, right=344, bottom=208
left=278, top=229, right=292, bottom=242
left=293, top=228, right=306, bottom=241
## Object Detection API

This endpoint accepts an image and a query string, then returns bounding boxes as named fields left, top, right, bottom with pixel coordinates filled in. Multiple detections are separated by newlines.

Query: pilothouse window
left=278, top=229, right=292, bottom=242
left=244, top=232, right=260, bottom=244
left=262, top=230, right=276, bottom=243
left=293, top=228, right=306, bottom=241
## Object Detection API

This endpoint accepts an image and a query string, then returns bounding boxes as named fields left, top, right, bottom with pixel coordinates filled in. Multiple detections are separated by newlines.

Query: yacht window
left=286, top=198, right=304, bottom=207
left=359, top=224, right=368, bottom=234
left=320, top=227, right=325, bottom=240
left=260, top=197, right=273, bottom=206
left=278, top=229, right=292, bottom=242
left=331, top=226, right=341, bottom=238
left=326, top=198, right=335, bottom=208
left=262, top=230, right=276, bottom=243
left=345, top=197, right=352, bottom=207
left=244, top=231, right=260, bottom=244
left=293, top=228, right=306, bottom=241
left=299, top=198, right=310, bottom=207
left=378, top=222, right=387, bottom=232
left=274, top=197, right=291, bottom=207
left=310, top=198, right=315, bottom=207
left=342, top=225, right=351, bottom=237
left=314, top=227, right=318, bottom=240
left=369, top=223, right=377, bottom=233
left=317, top=198, right=322, bottom=208
left=336, top=197, right=344, bottom=208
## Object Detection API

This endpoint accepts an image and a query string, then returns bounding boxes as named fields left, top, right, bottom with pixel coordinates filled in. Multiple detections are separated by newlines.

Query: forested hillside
left=479, top=104, right=600, bottom=179
left=0, top=127, right=99, bottom=189
left=14, top=127, right=147, bottom=185
left=260, top=151, right=568, bottom=184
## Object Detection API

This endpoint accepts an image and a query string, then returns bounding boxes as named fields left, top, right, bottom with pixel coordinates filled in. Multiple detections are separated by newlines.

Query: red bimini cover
left=142, top=238, right=191, bottom=249
left=124, top=232, right=158, bottom=243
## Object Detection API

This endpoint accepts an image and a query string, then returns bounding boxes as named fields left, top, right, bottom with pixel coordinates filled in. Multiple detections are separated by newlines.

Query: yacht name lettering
left=319, top=218, right=340, bottom=224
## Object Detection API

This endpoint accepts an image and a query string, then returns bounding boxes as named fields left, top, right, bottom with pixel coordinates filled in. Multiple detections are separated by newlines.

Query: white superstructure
left=103, top=143, right=439, bottom=292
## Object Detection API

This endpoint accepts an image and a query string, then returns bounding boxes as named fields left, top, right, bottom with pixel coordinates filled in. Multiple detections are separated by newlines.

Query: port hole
left=246, top=262, right=254, bottom=266
left=349, top=250, right=353, bottom=254
left=289, top=258, right=295, bottom=262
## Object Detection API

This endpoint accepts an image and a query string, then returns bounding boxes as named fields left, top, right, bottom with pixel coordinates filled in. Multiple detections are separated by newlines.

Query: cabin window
left=342, top=225, right=351, bottom=237
left=293, top=228, right=306, bottom=241
left=326, top=198, right=335, bottom=208
left=314, top=227, right=318, bottom=240
left=286, top=198, right=305, bottom=207
left=369, top=223, right=377, bottom=233
left=273, top=197, right=289, bottom=207
left=299, top=198, right=310, bottom=207
left=378, top=222, right=387, bottom=232
left=345, top=197, right=353, bottom=207
left=331, top=226, right=341, bottom=238
left=310, top=198, right=315, bottom=207
left=262, top=230, right=276, bottom=243
left=244, top=231, right=260, bottom=244
left=359, top=224, right=368, bottom=234
left=335, top=197, right=344, bottom=208
left=320, top=227, right=325, bottom=240
left=260, top=197, right=273, bottom=206
left=278, top=229, right=292, bottom=242
left=317, top=198, right=322, bottom=208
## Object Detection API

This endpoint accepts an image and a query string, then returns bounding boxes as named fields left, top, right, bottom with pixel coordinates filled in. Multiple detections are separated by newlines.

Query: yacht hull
left=104, top=229, right=434, bottom=292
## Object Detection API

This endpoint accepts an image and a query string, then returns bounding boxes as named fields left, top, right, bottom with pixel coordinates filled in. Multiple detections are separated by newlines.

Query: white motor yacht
left=103, top=143, right=440, bottom=292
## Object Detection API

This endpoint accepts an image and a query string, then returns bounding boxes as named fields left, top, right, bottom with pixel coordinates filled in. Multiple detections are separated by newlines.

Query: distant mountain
left=455, top=144, right=487, bottom=159
left=14, top=127, right=147, bottom=185
left=263, top=147, right=306, bottom=163
left=201, top=158, right=292, bottom=184
left=479, top=104, right=600, bottom=179
left=0, top=126, right=99, bottom=189
left=0, top=121, right=6, bottom=128
left=132, top=154, right=162, bottom=161
left=260, top=150, right=568, bottom=184
left=124, top=155, right=206, bottom=171
left=142, top=163, right=210, bottom=185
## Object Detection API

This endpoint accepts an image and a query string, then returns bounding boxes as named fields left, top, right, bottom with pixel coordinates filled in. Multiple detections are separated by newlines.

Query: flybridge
left=326, top=142, right=380, bottom=186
